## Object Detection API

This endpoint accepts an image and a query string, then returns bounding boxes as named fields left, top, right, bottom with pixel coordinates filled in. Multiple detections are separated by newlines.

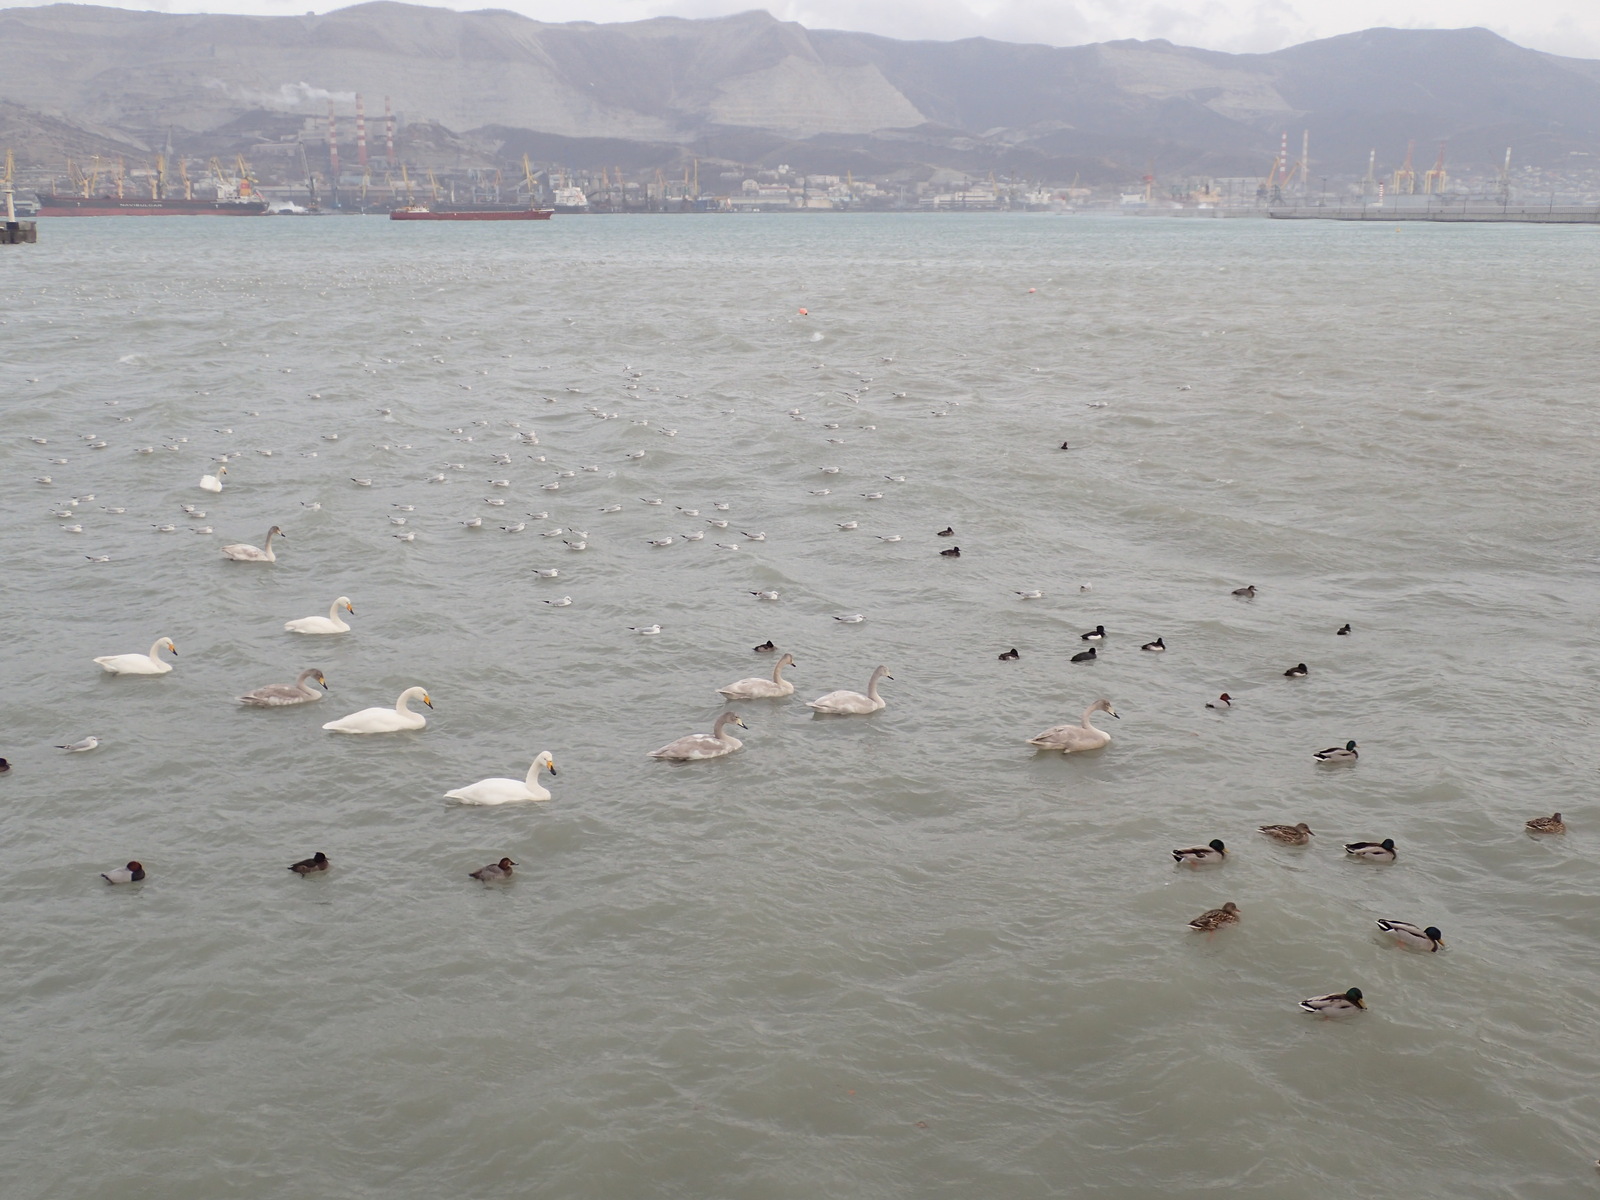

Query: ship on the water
left=39, top=195, right=268, bottom=216
left=38, top=153, right=268, bottom=216
left=389, top=205, right=552, bottom=221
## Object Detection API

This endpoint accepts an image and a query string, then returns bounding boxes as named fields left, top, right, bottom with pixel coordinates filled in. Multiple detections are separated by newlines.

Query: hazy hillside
left=2, top=2, right=1598, bottom=181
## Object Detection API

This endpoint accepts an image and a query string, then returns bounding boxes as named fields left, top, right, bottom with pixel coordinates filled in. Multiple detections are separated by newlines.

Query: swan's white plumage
left=285, top=596, right=354, bottom=635
left=94, top=637, right=177, bottom=675
left=322, top=686, right=431, bottom=733
left=445, top=751, right=557, bottom=804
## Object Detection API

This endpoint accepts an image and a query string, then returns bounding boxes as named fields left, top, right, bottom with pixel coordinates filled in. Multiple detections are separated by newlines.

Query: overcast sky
left=5, top=0, right=1598, bottom=59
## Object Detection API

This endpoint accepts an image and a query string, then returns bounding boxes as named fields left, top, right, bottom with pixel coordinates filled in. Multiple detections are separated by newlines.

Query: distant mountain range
left=3, top=2, right=1599, bottom=182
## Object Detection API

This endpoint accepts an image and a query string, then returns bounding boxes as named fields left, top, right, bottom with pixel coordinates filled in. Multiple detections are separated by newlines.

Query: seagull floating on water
left=57, top=736, right=100, bottom=753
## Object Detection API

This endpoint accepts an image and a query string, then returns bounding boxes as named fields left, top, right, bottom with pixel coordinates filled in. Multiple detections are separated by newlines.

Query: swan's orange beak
left=422, top=695, right=433, bottom=708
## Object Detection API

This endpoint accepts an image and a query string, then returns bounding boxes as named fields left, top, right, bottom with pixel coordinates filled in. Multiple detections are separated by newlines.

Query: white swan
left=445, top=751, right=557, bottom=804
left=1027, top=699, right=1119, bottom=752
left=718, top=653, right=795, bottom=699
left=285, top=596, right=355, bottom=635
left=222, top=525, right=286, bottom=563
left=649, top=712, right=747, bottom=760
left=807, top=665, right=892, bottom=715
left=199, top=466, right=227, bottom=492
left=322, top=686, right=432, bottom=734
left=239, top=668, right=328, bottom=707
left=94, top=637, right=177, bottom=675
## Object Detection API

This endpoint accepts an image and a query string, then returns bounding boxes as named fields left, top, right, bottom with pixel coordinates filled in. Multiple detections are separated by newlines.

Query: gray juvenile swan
left=239, top=668, right=328, bottom=707
left=807, top=665, right=892, bottom=714
left=650, top=712, right=747, bottom=760
left=222, top=525, right=286, bottom=562
left=718, top=653, right=796, bottom=699
left=1027, top=699, right=1120, bottom=752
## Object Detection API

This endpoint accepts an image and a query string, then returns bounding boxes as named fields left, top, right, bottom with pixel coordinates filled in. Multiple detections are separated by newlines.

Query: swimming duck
left=1080, top=625, right=1106, bottom=641
left=101, top=861, right=145, bottom=884
left=940, top=546, right=961, bottom=558
left=1173, top=839, right=1227, bottom=865
left=1206, top=693, right=1232, bottom=709
left=1027, top=699, right=1118, bottom=752
left=1313, top=740, right=1358, bottom=762
left=0, top=758, right=10, bottom=773
left=469, top=857, right=517, bottom=881
left=1376, top=920, right=1444, bottom=952
left=1188, top=902, right=1240, bottom=932
left=1336, top=624, right=1352, bottom=635
left=1284, top=663, right=1308, bottom=678
left=936, top=526, right=955, bottom=537
left=289, top=852, right=330, bottom=875
left=1059, top=441, right=1070, bottom=450
left=1344, top=838, right=1396, bottom=861
left=1232, top=585, right=1256, bottom=598
left=1141, top=637, right=1165, bottom=652
left=1071, top=647, right=1097, bottom=663
left=998, top=648, right=1020, bottom=661
left=1257, top=823, right=1314, bottom=845
left=1299, top=987, right=1365, bottom=1014
left=1526, top=813, right=1566, bottom=834
left=754, top=640, right=776, bottom=653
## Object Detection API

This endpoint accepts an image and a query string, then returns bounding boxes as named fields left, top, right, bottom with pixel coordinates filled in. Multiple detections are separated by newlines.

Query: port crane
left=1391, top=140, right=1417, bottom=194
left=1422, top=142, right=1447, bottom=194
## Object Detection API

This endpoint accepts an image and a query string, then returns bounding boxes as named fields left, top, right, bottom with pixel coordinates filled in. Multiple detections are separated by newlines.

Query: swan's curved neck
left=713, top=714, right=738, bottom=741
left=148, top=640, right=167, bottom=661
left=327, top=600, right=348, bottom=625
left=524, top=758, right=545, bottom=786
left=395, top=690, right=417, bottom=713
left=771, top=658, right=789, bottom=684
left=263, top=528, right=277, bottom=547
left=866, top=668, right=886, bottom=701
left=1080, top=704, right=1102, bottom=728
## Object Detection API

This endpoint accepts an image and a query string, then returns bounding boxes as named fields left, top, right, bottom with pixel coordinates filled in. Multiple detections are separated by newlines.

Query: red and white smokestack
left=328, top=103, right=339, bottom=183
left=356, top=94, right=369, bottom=169
left=384, top=96, right=396, bottom=168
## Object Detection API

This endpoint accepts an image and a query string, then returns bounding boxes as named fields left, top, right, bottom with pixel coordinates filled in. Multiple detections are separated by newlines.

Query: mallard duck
left=289, top=852, right=330, bottom=875
left=1188, top=901, right=1240, bottom=931
left=1173, top=839, right=1227, bottom=865
left=1313, top=740, right=1358, bottom=762
left=1344, top=838, right=1396, bottom=861
left=1526, top=813, right=1566, bottom=834
left=469, top=857, right=517, bottom=881
left=1299, top=987, right=1365, bottom=1013
left=1141, top=637, right=1165, bottom=652
left=1232, top=584, right=1256, bottom=598
left=1258, top=822, right=1314, bottom=845
left=1206, top=693, right=1232, bottom=709
left=1071, top=647, right=1097, bottom=663
left=1283, top=662, right=1308, bottom=678
left=1376, top=920, right=1444, bottom=952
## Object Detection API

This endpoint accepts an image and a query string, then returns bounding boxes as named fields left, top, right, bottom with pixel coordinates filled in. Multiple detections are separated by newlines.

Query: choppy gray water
left=4, top=214, right=1600, bottom=1197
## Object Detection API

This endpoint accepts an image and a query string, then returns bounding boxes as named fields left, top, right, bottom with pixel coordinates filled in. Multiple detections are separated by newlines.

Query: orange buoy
left=1028, top=288, right=1036, bottom=293
left=798, top=308, right=808, bottom=316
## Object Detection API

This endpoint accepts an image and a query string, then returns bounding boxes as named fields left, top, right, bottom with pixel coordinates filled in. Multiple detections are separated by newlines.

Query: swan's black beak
left=547, top=765, right=558, bottom=776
